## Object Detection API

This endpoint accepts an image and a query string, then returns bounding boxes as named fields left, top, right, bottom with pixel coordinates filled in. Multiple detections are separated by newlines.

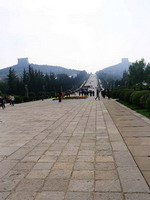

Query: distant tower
left=18, top=58, right=29, bottom=68
left=122, top=58, right=129, bottom=63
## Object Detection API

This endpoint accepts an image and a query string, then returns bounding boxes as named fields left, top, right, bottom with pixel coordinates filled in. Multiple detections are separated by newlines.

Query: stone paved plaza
left=0, top=97, right=150, bottom=200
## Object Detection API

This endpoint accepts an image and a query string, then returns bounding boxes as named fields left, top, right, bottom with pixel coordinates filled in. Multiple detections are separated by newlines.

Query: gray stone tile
left=74, top=162, right=94, bottom=170
left=0, top=192, right=10, bottom=200
left=125, top=193, right=150, bottom=200
left=96, top=156, right=114, bottom=162
left=15, top=179, right=44, bottom=191
left=114, top=151, right=136, bottom=167
left=117, top=167, right=150, bottom=192
left=35, top=191, right=65, bottom=200
left=13, top=162, right=35, bottom=171
left=95, top=192, right=123, bottom=200
left=95, top=163, right=115, bottom=170
left=68, top=180, right=94, bottom=191
left=26, top=170, right=49, bottom=179
left=76, top=155, right=94, bottom=162
left=38, top=155, right=58, bottom=162
left=95, top=180, right=121, bottom=192
left=22, top=155, right=40, bottom=162
left=71, top=170, right=94, bottom=179
left=48, top=170, right=72, bottom=179
left=52, top=162, right=74, bottom=170
left=42, top=179, right=69, bottom=191
left=45, top=151, right=61, bottom=156
left=33, top=162, right=53, bottom=170
left=57, top=155, right=76, bottom=163
left=0, top=171, right=25, bottom=191
left=143, top=170, right=150, bottom=186
left=95, top=170, right=118, bottom=180
left=111, top=141, right=128, bottom=151
left=128, top=146, right=150, bottom=156
left=6, top=192, right=36, bottom=200
left=78, top=150, right=95, bottom=156
left=65, top=192, right=93, bottom=200
left=134, top=156, right=150, bottom=170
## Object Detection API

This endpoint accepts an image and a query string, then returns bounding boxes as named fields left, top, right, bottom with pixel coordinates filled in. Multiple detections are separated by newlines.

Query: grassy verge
left=117, top=100, right=150, bottom=119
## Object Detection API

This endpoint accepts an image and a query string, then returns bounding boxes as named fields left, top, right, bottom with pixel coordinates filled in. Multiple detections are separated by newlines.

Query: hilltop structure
left=18, top=58, right=29, bottom=68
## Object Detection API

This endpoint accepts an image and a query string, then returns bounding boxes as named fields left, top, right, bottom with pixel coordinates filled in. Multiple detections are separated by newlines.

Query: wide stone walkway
left=0, top=98, right=149, bottom=200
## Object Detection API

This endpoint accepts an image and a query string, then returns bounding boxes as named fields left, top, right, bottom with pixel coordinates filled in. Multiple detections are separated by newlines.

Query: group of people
left=79, top=90, right=95, bottom=96
left=95, top=88, right=111, bottom=100
left=8, top=95, right=15, bottom=106
left=0, top=95, right=15, bottom=109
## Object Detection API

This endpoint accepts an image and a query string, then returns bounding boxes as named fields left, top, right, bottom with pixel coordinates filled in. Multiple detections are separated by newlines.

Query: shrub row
left=111, top=89, right=150, bottom=111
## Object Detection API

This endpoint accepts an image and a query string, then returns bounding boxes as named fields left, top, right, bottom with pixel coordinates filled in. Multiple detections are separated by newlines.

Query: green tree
left=122, top=70, right=129, bottom=87
left=7, top=68, right=18, bottom=94
left=145, top=63, right=150, bottom=83
left=128, top=59, right=146, bottom=86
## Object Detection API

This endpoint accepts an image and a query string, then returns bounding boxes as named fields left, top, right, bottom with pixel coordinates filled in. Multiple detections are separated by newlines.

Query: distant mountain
left=97, top=58, right=132, bottom=80
left=0, top=58, right=81, bottom=80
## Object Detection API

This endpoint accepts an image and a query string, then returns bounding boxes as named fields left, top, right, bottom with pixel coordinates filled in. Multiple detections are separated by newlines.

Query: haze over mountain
left=96, top=58, right=132, bottom=80
left=0, top=58, right=81, bottom=80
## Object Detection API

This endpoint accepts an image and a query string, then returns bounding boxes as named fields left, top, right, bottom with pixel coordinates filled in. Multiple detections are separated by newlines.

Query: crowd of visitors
left=0, top=95, right=15, bottom=109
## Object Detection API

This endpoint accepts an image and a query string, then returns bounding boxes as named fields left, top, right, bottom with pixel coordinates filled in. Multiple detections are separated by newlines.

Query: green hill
left=0, top=58, right=80, bottom=80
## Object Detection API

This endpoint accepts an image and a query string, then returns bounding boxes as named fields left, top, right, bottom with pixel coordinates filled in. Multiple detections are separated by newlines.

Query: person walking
left=0, top=96, right=5, bottom=109
left=10, top=95, right=15, bottom=106
left=58, top=92, right=62, bottom=102
left=106, top=89, right=111, bottom=99
left=95, top=88, right=100, bottom=100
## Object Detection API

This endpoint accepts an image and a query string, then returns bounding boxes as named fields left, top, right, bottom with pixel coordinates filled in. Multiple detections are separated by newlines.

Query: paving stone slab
left=71, top=170, right=94, bottom=180
left=95, top=170, right=118, bottom=180
left=42, top=179, right=69, bottom=191
left=47, top=170, right=72, bottom=179
left=35, top=191, right=65, bottom=200
left=134, top=157, right=150, bottom=170
left=95, top=163, right=115, bottom=171
left=114, top=151, right=137, bottom=167
left=76, top=155, right=95, bottom=162
left=52, top=162, right=74, bottom=170
left=26, top=170, right=49, bottom=179
left=143, top=170, right=150, bottom=186
left=6, top=191, right=36, bottom=200
left=57, top=155, right=76, bottom=163
left=13, top=162, right=35, bottom=171
left=125, top=193, right=150, bottom=200
left=96, top=156, right=114, bottom=162
left=0, top=192, right=10, bottom=200
left=65, top=192, right=93, bottom=200
left=33, top=162, right=53, bottom=170
left=68, top=180, right=94, bottom=191
left=95, top=192, right=124, bottom=200
left=95, top=180, right=121, bottom=192
left=15, top=179, right=44, bottom=191
left=38, top=155, right=58, bottom=162
left=74, top=162, right=94, bottom=170
left=128, top=146, right=150, bottom=156
left=0, top=170, right=26, bottom=191
left=117, top=167, right=150, bottom=192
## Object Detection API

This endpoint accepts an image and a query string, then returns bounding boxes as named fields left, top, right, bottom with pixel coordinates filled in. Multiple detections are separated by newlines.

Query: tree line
left=0, top=65, right=88, bottom=97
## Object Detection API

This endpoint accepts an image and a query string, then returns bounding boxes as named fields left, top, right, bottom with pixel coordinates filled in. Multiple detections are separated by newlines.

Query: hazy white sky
left=0, top=0, right=150, bottom=72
